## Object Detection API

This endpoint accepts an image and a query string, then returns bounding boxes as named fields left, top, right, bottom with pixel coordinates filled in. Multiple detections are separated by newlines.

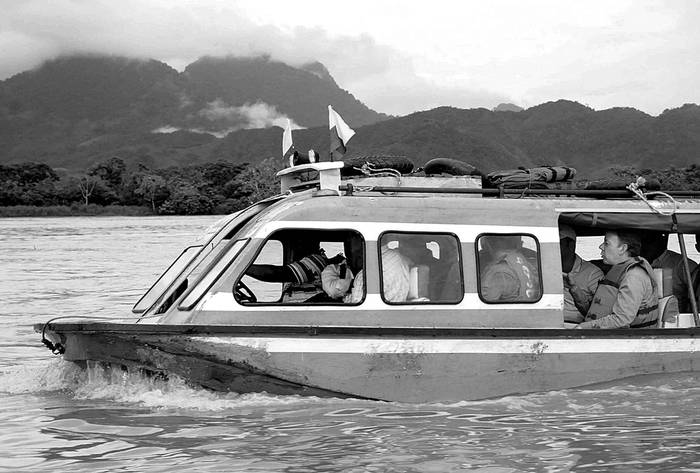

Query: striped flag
left=328, top=105, right=355, bottom=161
left=282, top=119, right=294, bottom=165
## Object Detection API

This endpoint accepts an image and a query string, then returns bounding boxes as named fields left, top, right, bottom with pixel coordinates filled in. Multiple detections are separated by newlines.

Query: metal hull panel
left=51, top=327, right=700, bottom=402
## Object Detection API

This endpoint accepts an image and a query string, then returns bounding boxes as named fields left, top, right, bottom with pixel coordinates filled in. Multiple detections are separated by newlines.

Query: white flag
left=282, top=118, right=293, bottom=159
left=328, top=105, right=355, bottom=160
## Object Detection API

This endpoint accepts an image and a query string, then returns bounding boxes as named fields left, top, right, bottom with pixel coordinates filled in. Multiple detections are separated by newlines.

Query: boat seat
left=657, top=295, right=680, bottom=328
left=408, top=264, right=430, bottom=301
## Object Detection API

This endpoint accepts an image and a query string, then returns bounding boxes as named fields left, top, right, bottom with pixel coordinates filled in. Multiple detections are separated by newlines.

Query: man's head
left=482, top=235, right=522, bottom=254
left=559, top=225, right=577, bottom=272
left=295, top=237, right=322, bottom=258
left=600, top=230, right=641, bottom=265
left=397, top=235, right=430, bottom=262
left=640, top=231, right=668, bottom=262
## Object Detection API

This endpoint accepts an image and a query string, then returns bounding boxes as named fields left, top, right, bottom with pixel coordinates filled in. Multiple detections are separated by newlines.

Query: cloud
left=153, top=100, right=303, bottom=137
left=0, top=0, right=505, bottom=116
left=1, top=0, right=698, bottom=116
left=198, top=99, right=304, bottom=130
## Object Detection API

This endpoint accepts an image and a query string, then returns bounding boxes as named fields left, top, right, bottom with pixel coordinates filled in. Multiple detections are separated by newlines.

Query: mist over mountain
left=0, top=54, right=698, bottom=178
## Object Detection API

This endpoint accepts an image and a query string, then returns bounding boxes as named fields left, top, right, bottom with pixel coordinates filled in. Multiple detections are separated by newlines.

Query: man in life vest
left=577, top=230, right=659, bottom=329
left=480, top=235, right=539, bottom=302
left=560, top=225, right=604, bottom=323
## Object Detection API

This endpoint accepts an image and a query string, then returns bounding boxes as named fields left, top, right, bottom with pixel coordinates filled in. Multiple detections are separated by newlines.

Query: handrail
left=339, top=184, right=700, bottom=198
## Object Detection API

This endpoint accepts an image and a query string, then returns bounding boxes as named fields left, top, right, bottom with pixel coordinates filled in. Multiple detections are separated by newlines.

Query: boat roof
left=263, top=162, right=700, bottom=234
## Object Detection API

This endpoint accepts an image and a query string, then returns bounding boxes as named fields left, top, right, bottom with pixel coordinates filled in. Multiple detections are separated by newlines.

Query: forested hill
left=0, top=54, right=387, bottom=169
left=0, top=53, right=699, bottom=178
left=342, top=102, right=700, bottom=177
left=213, top=101, right=700, bottom=178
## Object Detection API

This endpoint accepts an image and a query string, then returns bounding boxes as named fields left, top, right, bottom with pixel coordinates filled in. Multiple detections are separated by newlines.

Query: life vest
left=501, top=252, right=539, bottom=300
left=586, top=257, right=659, bottom=328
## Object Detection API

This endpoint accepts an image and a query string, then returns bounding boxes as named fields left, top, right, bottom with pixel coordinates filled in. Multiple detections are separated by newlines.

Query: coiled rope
left=351, top=163, right=402, bottom=194
left=626, top=176, right=679, bottom=216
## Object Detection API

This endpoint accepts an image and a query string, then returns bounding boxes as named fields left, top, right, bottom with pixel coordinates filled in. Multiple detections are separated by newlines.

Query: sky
left=1, top=0, right=698, bottom=116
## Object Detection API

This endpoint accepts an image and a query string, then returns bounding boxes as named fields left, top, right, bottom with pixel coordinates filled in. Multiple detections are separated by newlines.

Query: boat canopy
left=560, top=212, right=700, bottom=235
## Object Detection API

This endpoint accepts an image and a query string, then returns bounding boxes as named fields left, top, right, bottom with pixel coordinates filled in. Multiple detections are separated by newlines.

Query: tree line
left=1, top=158, right=698, bottom=216
left=0, top=157, right=283, bottom=215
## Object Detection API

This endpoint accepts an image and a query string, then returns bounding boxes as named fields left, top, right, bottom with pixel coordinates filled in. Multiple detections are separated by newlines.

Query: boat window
left=178, top=239, right=248, bottom=310
left=132, top=245, right=202, bottom=314
left=235, top=229, right=365, bottom=305
left=476, top=234, right=542, bottom=303
left=378, top=232, right=463, bottom=304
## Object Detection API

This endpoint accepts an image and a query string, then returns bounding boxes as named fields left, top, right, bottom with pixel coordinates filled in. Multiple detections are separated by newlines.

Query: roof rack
left=339, top=184, right=700, bottom=199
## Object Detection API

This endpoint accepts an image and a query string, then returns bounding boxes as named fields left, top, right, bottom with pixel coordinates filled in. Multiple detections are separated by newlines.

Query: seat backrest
left=657, top=295, right=679, bottom=328
left=408, top=265, right=430, bottom=301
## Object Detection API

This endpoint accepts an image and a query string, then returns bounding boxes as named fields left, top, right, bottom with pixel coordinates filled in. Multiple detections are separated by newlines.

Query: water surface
left=1, top=216, right=698, bottom=472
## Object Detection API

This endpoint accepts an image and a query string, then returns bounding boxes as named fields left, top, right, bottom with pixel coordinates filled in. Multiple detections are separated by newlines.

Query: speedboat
left=37, top=160, right=700, bottom=402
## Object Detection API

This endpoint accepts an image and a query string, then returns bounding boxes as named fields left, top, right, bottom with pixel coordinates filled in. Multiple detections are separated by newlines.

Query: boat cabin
left=134, top=162, right=700, bottom=330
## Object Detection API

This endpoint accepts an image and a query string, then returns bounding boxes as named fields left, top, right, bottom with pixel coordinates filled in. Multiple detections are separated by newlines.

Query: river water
left=0, top=216, right=698, bottom=472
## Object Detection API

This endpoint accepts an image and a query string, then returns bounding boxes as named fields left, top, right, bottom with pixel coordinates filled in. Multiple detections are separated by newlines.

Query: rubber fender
left=341, top=155, right=415, bottom=176
left=423, top=158, right=482, bottom=176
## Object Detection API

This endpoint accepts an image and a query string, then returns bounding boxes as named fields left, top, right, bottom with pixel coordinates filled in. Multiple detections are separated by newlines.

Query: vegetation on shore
left=0, top=157, right=282, bottom=217
left=1, top=157, right=698, bottom=217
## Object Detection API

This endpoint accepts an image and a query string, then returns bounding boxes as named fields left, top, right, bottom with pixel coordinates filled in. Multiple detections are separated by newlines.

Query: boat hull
left=38, top=323, right=700, bottom=402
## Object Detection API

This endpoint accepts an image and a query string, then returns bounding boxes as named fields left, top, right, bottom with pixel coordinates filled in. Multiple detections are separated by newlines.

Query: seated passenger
left=560, top=225, right=604, bottom=323
left=641, top=231, right=698, bottom=312
left=578, top=230, right=659, bottom=329
left=429, top=235, right=463, bottom=301
left=320, top=258, right=354, bottom=300
left=480, top=235, right=539, bottom=302
left=246, top=241, right=342, bottom=284
left=479, top=235, right=537, bottom=268
left=343, top=269, right=364, bottom=303
left=381, top=244, right=412, bottom=302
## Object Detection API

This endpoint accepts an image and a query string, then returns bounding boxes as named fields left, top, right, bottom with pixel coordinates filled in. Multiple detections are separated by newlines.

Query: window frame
left=377, top=230, right=464, bottom=305
left=475, top=232, right=543, bottom=304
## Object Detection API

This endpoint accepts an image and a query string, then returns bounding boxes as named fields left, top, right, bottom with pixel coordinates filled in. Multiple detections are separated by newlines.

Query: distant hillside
left=341, top=101, right=700, bottom=177
left=0, top=54, right=387, bottom=169
left=158, top=100, right=700, bottom=178
left=1, top=54, right=699, bottom=178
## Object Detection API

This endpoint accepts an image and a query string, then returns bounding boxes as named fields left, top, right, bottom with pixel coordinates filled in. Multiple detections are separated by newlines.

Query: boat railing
left=339, top=184, right=700, bottom=199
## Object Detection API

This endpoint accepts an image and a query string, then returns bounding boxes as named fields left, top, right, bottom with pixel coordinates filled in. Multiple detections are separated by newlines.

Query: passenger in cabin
left=480, top=235, right=539, bottom=302
left=560, top=225, right=604, bottom=323
left=380, top=243, right=412, bottom=302
left=640, top=231, right=698, bottom=312
left=479, top=235, right=537, bottom=269
left=319, top=257, right=354, bottom=300
left=308, top=235, right=365, bottom=303
left=246, top=240, right=343, bottom=284
left=343, top=270, right=364, bottom=303
left=577, top=230, right=659, bottom=329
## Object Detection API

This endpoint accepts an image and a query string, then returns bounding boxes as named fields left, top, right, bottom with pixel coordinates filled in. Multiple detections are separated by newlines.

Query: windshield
left=132, top=245, right=202, bottom=314
left=178, top=239, right=249, bottom=310
left=134, top=198, right=282, bottom=318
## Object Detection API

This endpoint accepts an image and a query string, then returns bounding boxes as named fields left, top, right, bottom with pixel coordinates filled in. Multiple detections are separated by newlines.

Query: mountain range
left=1, top=54, right=699, bottom=178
